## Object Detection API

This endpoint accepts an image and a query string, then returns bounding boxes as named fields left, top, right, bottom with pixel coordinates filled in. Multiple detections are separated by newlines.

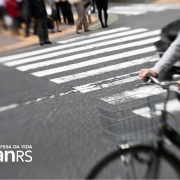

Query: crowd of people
left=0, top=0, right=109, bottom=45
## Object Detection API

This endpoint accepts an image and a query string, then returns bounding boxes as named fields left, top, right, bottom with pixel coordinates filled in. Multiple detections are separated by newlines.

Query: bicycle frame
left=145, top=87, right=180, bottom=179
left=161, top=88, right=180, bottom=149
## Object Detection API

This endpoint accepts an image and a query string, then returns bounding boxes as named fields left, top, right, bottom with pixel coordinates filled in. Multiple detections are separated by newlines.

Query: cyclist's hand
left=139, top=69, right=157, bottom=80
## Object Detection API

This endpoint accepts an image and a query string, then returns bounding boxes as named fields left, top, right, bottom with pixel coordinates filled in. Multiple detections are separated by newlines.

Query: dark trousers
left=24, top=17, right=31, bottom=36
left=0, top=7, right=5, bottom=21
left=58, top=1, right=74, bottom=24
left=12, top=17, right=19, bottom=34
left=95, top=0, right=108, bottom=27
left=65, top=1, right=74, bottom=24
left=36, top=18, right=49, bottom=42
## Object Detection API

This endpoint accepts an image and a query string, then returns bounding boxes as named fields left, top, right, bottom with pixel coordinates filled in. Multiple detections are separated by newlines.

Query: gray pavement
left=0, top=3, right=180, bottom=179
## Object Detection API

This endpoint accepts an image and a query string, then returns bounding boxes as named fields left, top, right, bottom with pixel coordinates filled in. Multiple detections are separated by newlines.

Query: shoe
left=76, top=30, right=83, bottom=34
left=58, top=29, right=62, bottom=32
left=104, top=25, right=108, bottom=28
left=44, top=41, right=52, bottom=44
left=85, top=29, right=91, bottom=32
left=40, top=41, right=44, bottom=46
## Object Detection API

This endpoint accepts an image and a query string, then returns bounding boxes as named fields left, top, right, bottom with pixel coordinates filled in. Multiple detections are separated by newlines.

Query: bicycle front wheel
left=86, top=145, right=180, bottom=179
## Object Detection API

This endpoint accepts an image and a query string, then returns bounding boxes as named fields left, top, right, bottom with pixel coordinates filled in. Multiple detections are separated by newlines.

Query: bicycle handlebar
left=145, top=74, right=178, bottom=88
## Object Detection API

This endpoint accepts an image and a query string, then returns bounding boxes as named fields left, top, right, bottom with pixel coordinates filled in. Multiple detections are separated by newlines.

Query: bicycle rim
left=86, top=145, right=180, bottom=179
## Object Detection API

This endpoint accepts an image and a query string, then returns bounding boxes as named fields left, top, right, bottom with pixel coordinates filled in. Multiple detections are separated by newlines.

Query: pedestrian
left=5, top=0, right=20, bottom=35
left=95, top=0, right=108, bottom=28
left=68, top=0, right=90, bottom=34
left=45, top=0, right=62, bottom=32
left=29, top=0, right=52, bottom=46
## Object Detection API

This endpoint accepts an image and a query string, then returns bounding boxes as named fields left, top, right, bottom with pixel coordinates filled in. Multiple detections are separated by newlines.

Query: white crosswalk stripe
left=58, top=27, right=130, bottom=44
left=108, top=4, right=180, bottom=16
left=4, top=28, right=148, bottom=66
left=73, top=72, right=139, bottom=93
left=50, top=55, right=158, bottom=84
left=0, top=27, right=161, bottom=96
left=0, top=28, right=145, bottom=63
left=6, top=29, right=160, bottom=67
left=17, top=37, right=160, bottom=71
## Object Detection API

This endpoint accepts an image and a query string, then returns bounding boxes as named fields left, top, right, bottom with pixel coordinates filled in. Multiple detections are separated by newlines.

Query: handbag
left=47, top=17, right=54, bottom=29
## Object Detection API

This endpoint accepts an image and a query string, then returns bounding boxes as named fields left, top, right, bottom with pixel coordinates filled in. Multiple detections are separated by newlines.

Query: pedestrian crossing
left=1, top=26, right=179, bottom=116
left=108, top=4, right=180, bottom=16
left=0, top=26, right=160, bottom=91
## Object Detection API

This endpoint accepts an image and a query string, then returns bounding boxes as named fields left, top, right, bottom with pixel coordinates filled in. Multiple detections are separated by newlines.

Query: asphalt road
left=0, top=4, right=180, bottom=179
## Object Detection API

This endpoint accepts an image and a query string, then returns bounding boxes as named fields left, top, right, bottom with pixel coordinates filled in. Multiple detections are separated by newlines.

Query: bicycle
left=86, top=74, right=180, bottom=179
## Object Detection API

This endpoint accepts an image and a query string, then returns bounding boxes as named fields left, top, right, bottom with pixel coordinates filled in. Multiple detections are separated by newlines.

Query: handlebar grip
left=145, top=73, right=160, bottom=85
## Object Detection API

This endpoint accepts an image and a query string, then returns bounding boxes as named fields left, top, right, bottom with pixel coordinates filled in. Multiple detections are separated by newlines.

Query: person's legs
left=95, top=0, right=104, bottom=28
left=0, top=7, right=3, bottom=22
left=74, top=2, right=83, bottom=32
left=0, top=7, right=7, bottom=30
left=24, top=16, right=31, bottom=36
left=82, top=6, right=89, bottom=31
left=12, top=17, right=19, bottom=35
left=55, top=20, right=61, bottom=31
left=65, top=1, right=74, bottom=24
left=102, top=0, right=108, bottom=27
left=36, top=18, right=44, bottom=43
left=59, top=1, right=67, bottom=23
left=42, top=17, right=49, bottom=42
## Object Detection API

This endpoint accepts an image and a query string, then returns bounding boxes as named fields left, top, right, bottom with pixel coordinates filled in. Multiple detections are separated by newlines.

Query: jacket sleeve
left=151, top=31, right=180, bottom=75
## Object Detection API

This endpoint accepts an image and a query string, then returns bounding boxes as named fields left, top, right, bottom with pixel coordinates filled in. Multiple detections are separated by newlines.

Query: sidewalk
left=155, top=0, right=180, bottom=3
left=0, top=14, right=97, bottom=52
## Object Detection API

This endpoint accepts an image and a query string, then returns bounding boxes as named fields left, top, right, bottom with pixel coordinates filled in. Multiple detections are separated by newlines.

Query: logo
left=0, top=145, right=32, bottom=162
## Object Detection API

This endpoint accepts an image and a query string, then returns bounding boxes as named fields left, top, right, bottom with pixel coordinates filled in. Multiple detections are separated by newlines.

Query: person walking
left=29, top=0, right=51, bottom=45
left=95, top=0, right=108, bottom=28
left=68, top=0, right=90, bottom=34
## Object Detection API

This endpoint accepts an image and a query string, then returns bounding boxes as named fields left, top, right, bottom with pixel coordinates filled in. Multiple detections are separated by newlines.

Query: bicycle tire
left=86, top=145, right=180, bottom=179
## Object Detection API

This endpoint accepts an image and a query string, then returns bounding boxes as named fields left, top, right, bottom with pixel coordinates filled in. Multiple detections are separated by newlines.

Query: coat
left=29, top=0, right=47, bottom=19
left=5, top=0, right=19, bottom=17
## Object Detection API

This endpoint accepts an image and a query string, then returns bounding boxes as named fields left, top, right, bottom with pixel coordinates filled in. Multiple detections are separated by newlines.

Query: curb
left=0, top=14, right=98, bottom=53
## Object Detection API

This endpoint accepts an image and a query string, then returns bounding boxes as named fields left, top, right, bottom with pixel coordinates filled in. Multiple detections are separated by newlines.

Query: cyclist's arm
left=151, top=31, right=180, bottom=74
left=139, top=31, right=180, bottom=79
